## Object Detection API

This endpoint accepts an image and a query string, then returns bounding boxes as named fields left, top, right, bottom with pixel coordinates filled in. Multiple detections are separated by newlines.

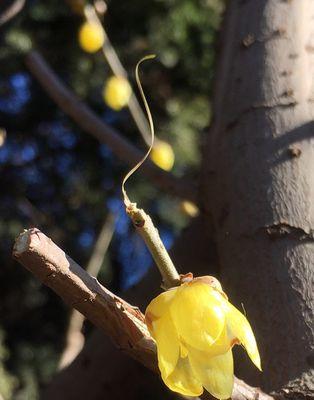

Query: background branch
left=13, top=228, right=273, bottom=400
left=0, top=0, right=25, bottom=26
left=25, top=51, right=197, bottom=204
left=58, top=213, right=115, bottom=369
left=84, top=3, right=152, bottom=146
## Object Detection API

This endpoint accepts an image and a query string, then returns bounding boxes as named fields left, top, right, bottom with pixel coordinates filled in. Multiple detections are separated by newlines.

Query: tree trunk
left=204, top=0, right=314, bottom=395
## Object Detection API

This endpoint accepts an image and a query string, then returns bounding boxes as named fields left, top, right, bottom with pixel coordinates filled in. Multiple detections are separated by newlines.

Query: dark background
left=0, top=0, right=223, bottom=398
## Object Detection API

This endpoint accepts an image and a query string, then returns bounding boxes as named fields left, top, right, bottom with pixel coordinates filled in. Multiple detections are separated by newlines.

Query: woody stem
left=126, top=203, right=180, bottom=289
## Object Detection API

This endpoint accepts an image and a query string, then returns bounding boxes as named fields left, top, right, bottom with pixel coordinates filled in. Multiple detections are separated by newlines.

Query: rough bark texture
left=204, top=0, right=314, bottom=395
left=12, top=228, right=156, bottom=371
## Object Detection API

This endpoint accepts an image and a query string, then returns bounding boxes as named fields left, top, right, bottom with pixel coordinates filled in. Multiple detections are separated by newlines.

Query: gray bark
left=204, top=0, right=314, bottom=395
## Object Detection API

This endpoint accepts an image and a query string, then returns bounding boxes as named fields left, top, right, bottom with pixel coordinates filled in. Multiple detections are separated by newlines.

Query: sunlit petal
left=152, top=313, right=180, bottom=378
left=226, top=303, right=261, bottom=370
left=145, top=287, right=178, bottom=322
left=170, top=282, right=226, bottom=350
left=204, top=325, right=233, bottom=357
left=164, top=355, right=203, bottom=396
left=189, top=346, right=234, bottom=400
left=145, top=277, right=261, bottom=400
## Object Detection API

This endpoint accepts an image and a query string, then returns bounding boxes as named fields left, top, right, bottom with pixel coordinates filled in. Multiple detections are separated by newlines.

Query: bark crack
left=226, top=101, right=297, bottom=132
left=260, top=223, right=314, bottom=242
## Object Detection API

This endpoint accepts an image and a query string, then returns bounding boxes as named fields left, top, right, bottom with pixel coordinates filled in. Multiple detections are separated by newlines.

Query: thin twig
left=119, top=56, right=180, bottom=289
left=85, top=4, right=152, bottom=147
left=25, top=50, right=197, bottom=203
left=0, top=0, right=25, bottom=26
left=13, top=228, right=273, bottom=400
left=58, top=213, right=115, bottom=369
left=84, top=213, right=115, bottom=277
left=58, top=309, right=85, bottom=370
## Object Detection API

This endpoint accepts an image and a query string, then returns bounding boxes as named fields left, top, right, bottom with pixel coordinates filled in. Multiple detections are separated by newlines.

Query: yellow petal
left=150, top=141, right=175, bottom=171
left=164, top=355, right=203, bottom=397
left=226, top=303, right=261, bottom=370
left=78, top=22, right=104, bottom=53
left=204, top=325, right=233, bottom=358
left=145, top=287, right=178, bottom=322
left=153, top=313, right=180, bottom=378
left=179, top=342, right=188, bottom=358
left=103, top=76, right=132, bottom=111
left=189, top=346, right=234, bottom=400
left=170, top=282, right=226, bottom=351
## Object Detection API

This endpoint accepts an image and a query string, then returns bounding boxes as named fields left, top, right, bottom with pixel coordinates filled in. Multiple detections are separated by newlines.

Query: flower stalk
left=120, top=57, right=260, bottom=399
left=121, top=56, right=180, bottom=289
left=126, top=202, right=180, bottom=289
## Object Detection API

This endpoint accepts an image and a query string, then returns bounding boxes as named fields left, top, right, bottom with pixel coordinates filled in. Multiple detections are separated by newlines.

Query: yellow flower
left=150, top=140, right=175, bottom=171
left=145, top=276, right=261, bottom=399
left=181, top=200, right=199, bottom=218
left=103, top=76, right=132, bottom=111
left=78, top=21, right=105, bottom=53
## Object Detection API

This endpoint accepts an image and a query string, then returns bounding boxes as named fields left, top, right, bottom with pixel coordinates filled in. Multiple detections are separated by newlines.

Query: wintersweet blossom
left=103, top=76, right=132, bottom=111
left=150, top=140, right=175, bottom=171
left=145, top=276, right=261, bottom=399
left=78, top=22, right=105, bottom=53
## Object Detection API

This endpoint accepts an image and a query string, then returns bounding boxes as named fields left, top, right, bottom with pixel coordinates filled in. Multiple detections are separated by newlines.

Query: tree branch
left=13, top=228, right=156, bottom=371
left=58, top=213, right=115, bottom=369
left=24, top=51, right=197, bottom=204
left=84, top=3, right=152, bottom=146
left=0, top=0, right=25, bottom=26
left=12, top=228, right=273, bottom=400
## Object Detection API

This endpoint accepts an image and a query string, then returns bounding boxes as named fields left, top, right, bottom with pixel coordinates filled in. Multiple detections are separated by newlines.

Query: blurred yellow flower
left=150, top=140, right=175, bottom=171
left=78, top=21, right=104, bottom=53
left=145, top=277, right=261, bottom=399
left=103, top=76, right=132, bottom=111
left=181, top=200, right=199, bottom=217
left=0, top=128, right=6, bottom=147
